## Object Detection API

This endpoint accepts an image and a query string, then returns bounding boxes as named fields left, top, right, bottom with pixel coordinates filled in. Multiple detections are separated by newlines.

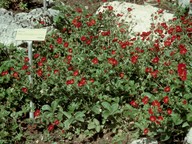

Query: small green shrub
left=0, top=1, right=192, bottom=143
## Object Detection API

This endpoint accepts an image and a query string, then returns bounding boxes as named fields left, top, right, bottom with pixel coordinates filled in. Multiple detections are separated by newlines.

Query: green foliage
left=0, top=1, right=192, bottom=143
left=0, top=0, right=28, bottom=11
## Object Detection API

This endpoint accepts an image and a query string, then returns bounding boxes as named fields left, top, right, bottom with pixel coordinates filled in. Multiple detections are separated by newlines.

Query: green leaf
left=75, top=111, right=85, bottom=120
left=88, top=122, right=95, bottom=130
left=129, top=80, right=135, bottom=86
left=63, top=111, right=72, bottom=119
left=101, top=102, right=111, bottom=111
left=160, top=134, right=170, bottom=141
left=102, top=110, right=111, bottom=119
left=171, top=113, right=183, bottom=125
left=182, top=122, right=189, bottom=128
left=93, top=118, right=100, bottom=126
left=41, top=105, right=51, bottom=111
left=91, top=105, right=101, bottom=114
left=111, top=103, right=118, bottom=113
left=187, top=113, right=192, bottom=122
left=64, top=118, right=74, bottom=129
left=51, top=99, right=59, bottom=112
left=141, top=92, right=153, bottom=98
left=95, top=125, right=101, bottom=132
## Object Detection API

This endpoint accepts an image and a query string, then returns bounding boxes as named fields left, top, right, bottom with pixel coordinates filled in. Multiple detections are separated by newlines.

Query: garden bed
left=0, top=0, right=192, bottom=144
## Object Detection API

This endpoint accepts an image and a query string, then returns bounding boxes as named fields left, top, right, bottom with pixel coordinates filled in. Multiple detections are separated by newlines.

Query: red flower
left=152, top=100, right=160, bottom=107
left=111, top=50, right=116, bottom=55
left=150, top=116, right=156, bottom=122
left=161, top=22, right=168, bottom=29
left=57, top=37, right=63, bottom=44
left=67, top=55, right=72, bottom=61
left=130, top=100, right=138, bottom=108
left=101, top=30, right=110, bottom=36
left=12, top=72, right=19, bottom=78
left=151, top=57, right=159, bottom=64
left=73, top=70, right=79, bottom=76
left=54, top=70, right=59, bottom=74
left=50, top=44, right=54, bottom=50
left=143, top=128, right=149, bottom=135
left=10, top=67, right=14, bottom=71
left=81, top=36, right=87, bottom=41
left=163, top=96, right=169, bottom=104
left=148, top=108, right=153, bottom=115
left=119, top=72, right=124, bottom=78
left=34, top=109, right=40, bottom=118
left=145, top=67, right=152, bottom=73
left=108, top=58, right=118, bottom=66
left=170, top=51, right=176, bottom=56
left=107, top=6, right=113, bottom=11
left=90, top=78, right=94, bottom=83
left=66, top=79, right=74, bottom=85
left=72, top=19, right=82, bottom=28
left=63, top=42, right=69, bottom=48
left=176, top=26, right=182, bottom=32
left=67, top=66, right=73, bottom=71
left=179, top=44, right=187, bottom=55
left=177, top=63, right=187, bottom=81
left=179, top=70, right=187, bottom=81
left=41, top=57, right=47, bottom=62
left=86, top=39, right=92, bottom=45
left=87, top=19, right=96, bottom=27
left=22, top=65, right=28, bottom=70
left=21, top=87, right=28, bottom=93
left=142, top=96, right=149, bottom=105
left=164, top=40, right=172, bottom=47
left=167, top=108, right=172, bottom=115
left=36, top=69, right=43, bottom=77
left=78, top=77, right=86, bottom=87
left=158, top=107, right=162, bottom=113
left=92, top=58, right=99, bottom=64
left=131, top=55, right=139, bottom=64
left=68, top=48, right=73, bottom=53
left=158, top=116, right=164, bottom=121
left=24, top=57, right=29, bottom=63
left=48, top=124, right=54, bottom=132
left=38, top=61, right=43, bottom=67
left=127, top=7, right=132, bottom=12
left=164, top=86, right=170, bottom=92
left=54, top=120, right=60, bottom=126
left=150, top=70, right=158, bottom=78
left=182, top=99, right=187, bottom=105
left=164, top=61, right=171, bottom=66
left=75, top=7, right=82, bottom=13
left=34, top=53, right=40, bottom=59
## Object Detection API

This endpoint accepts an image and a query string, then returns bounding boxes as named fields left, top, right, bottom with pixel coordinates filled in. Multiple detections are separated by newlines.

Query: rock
left=178, top=0, right=190, bottom=8
left=178, top=0, right=192, bottom=14
left=184, top=127, right=192, bottom=144
left=96, top=1, right=174, bottom=34
left=131, top=137, right=158, bottom=144
left=0, top=7, right=59, bottom=46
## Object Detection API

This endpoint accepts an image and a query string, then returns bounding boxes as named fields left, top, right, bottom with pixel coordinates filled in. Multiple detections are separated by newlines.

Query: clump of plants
left=0, top=1, right=192, bottom=143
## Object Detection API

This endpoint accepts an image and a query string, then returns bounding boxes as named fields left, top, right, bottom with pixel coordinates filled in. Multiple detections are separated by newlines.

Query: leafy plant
left=0, top=0, right=192, bottom=143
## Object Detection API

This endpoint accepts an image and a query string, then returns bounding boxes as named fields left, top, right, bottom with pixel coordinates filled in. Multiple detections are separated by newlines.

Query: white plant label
left=15, top=28, right=47, bottom=41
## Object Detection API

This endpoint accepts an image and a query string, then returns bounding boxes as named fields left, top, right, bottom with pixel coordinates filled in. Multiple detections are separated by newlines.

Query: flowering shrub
left=0, top=1, right=192, bottom=143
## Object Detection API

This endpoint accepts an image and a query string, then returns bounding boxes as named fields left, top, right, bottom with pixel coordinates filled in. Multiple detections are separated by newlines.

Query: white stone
left=131, top=138, right=158, bottom=144
left=0, top=8, right=59, bottom=46
left=184, top=127, right=192, bottom=144
left=96, top=1, right=174, bottom=34
left=178, top=0, right=190, bottom=8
